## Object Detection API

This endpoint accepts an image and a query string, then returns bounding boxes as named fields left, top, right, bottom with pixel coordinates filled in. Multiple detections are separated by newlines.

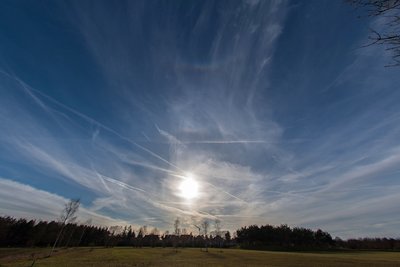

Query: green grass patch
left=1, top=247, right=400, bottom=266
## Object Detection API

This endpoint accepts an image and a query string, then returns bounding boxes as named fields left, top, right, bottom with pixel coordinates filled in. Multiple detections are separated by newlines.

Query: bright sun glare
left=178, top=174, right=199, bottom=200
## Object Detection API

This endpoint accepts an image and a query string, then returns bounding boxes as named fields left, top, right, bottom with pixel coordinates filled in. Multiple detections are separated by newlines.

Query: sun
left=178, top=175, right=199, bottom=200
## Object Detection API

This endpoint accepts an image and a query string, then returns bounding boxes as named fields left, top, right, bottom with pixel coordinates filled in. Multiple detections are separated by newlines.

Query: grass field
left=1, top=247, right=400, bottom=267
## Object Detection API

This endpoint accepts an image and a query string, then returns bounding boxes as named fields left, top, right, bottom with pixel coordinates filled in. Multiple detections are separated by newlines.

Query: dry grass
left=1, top=247, right=400, bottom=267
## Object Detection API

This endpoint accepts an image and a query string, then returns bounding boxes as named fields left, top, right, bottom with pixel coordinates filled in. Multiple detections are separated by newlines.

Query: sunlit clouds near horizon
left=1, top=0, right=400, bottom=238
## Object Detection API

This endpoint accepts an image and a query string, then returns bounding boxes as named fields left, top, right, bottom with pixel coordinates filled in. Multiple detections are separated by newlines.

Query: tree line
left=1, top=216, right=399, bottom=250
left=236, top=224, right=334, bottom=250
left=336, top=237, right=400, bottom=250
left=236, top=224, right=400, bottom=250
left=0, top=216, right=232, bottom=249
left=0, top=216, right=108, bottom=247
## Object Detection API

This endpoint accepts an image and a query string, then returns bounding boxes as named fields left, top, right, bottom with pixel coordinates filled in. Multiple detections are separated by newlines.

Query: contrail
left=2, top=70, right=74, bottom=134
left=183, top=140, right=268, bottom=144
left=151, top=201, right=217, bottom=220
left=155, top=124, right=183, bottom=145
left=141, top=131, right=151, bottom=142
left=101, top=175, right=146, bottom=193
left=1, top=70, right=183, bottom=172
left=2, top=70, right=248, bottom=206
left=204, top=181, right=248, bottom=204
left=90, top=162, right=112, bottom=193
left=169, top=172, right=248, bottom=202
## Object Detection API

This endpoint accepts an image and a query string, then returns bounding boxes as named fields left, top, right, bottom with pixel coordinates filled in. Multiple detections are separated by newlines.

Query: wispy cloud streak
left=1, top=0, right=400, bottom=238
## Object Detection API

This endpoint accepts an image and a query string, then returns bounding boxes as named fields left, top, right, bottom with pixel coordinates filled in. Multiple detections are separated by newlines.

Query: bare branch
left=348, top=0, right=400, bottom=66
left=50, top=199, right=80, bottom=256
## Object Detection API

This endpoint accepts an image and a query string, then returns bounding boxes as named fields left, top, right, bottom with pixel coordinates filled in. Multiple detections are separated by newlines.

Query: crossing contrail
left=1, top=70, right=183, bottom=173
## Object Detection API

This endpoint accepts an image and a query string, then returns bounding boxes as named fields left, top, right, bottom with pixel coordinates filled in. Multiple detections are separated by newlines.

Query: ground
left=1, top=247, right=400, bottom=267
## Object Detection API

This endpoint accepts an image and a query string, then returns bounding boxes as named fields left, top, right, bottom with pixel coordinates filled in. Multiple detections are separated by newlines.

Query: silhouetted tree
left=77, top=219, right=92, bottom=246
left=174, top=218, right=180, bottom=236
left=201, top=220, right=210, bottom=251
left=236, top=224, right=334, bottom=250
left=348, top=0, right=400, bottom=66
left=2, top=214, right=400, bottom=250
left=214, top=219, right=221, bottom=237
left=201, top=220, right=209, bottom=237
left=50, top=199, right=80, bottom=256
left=222, top=231, right=231, bottom=248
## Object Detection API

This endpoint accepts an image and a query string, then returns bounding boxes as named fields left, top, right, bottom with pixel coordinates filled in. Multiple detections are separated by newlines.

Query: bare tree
left=214, top=219, right=221, bottom=237
left=348, top=0, right=400, bottom=66
left=193, top=224, right=201, bottom=236
left=181, top=228, right=187, bottom=235
left=174, top=218, right=180, bottom=236
left=201, top=220, right=210, bottom=252
left=50, top=199, right=80, bottom=256
left=201, top=220, right=209, bottom=236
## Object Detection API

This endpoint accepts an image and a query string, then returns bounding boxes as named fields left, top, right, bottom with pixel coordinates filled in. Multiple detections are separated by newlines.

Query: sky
left=0, top=0, right=399, bottom=238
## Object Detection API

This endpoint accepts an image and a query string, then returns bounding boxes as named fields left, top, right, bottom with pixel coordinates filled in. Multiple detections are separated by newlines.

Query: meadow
left=1, top=247, right=400, bottom=267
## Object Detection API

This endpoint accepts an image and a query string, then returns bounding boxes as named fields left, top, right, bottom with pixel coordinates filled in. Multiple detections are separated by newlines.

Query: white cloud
left=0, top=178, right=127, bottom=226
left=1, top=1, right=400, bottom=239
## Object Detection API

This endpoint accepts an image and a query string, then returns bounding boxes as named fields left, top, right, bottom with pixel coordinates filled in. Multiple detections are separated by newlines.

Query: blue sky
left=1, top=0, right=399, bottom=238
